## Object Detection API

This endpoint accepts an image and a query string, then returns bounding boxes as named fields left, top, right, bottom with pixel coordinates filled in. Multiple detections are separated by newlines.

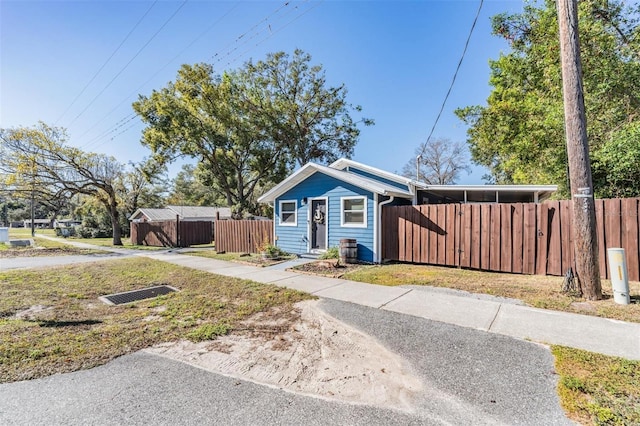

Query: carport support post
left=557, top=0, right=602, bottom=300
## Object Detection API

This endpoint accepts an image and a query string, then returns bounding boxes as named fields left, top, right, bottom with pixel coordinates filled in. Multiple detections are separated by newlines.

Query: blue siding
left=274, top=172, right=375, bottom=262
left=345, top=167, right=410, bottom=191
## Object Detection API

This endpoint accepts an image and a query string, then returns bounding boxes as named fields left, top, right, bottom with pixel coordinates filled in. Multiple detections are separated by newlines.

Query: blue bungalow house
left=257, top=159, right=414, bottom=263
left=257, top=159, right=557, bottom=263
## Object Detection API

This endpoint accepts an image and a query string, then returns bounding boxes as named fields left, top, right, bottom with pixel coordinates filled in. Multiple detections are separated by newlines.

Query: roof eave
left=329, top=158, right=413, bottom=186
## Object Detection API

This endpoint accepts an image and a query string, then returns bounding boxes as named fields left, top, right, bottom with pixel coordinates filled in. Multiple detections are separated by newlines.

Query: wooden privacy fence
left=131, top=220, right=213, bottom=247
left=381, top=198, right=640, bottom=281
left=215, top=220, right=274, bottom=253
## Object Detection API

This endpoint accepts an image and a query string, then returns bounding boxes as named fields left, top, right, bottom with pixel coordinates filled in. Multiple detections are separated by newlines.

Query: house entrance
left=310, top=199, right=327, bottom=251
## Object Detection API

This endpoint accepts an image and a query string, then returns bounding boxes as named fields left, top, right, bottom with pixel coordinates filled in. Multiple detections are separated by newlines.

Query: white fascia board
left=422, top=184, right=558, bottom=192
left=129, top=209, right=144, bottom=221
left=329, top=158, right=413, bottom=186
left=320, top=166, right=412, bottom=198
left=257, top=163, right=318, bottom=203
left=258, top=162, right=414, bottom=204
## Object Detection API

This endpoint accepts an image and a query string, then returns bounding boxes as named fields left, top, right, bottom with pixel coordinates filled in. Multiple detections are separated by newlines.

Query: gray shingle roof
left=129, top=206, right=232, bottom=222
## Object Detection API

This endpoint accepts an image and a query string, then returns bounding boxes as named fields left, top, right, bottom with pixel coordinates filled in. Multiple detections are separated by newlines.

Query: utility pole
left=556, top=0, right=602, bottom=300
left=30, top=157, right=35, bottom=238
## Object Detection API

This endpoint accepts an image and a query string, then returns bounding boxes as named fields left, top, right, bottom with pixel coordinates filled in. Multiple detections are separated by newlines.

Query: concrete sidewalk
left=11, top=236, right=640, bottom=360
left=146, top=251, right=640, bottom=360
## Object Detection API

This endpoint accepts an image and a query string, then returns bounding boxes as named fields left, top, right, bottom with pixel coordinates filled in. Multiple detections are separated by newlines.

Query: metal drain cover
left=100, top=285, right=178, bottom=306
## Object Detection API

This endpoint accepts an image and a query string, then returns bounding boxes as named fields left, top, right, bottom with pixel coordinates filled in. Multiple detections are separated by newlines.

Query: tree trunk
left=109, top=199, right=123, bottom=246
left=557, top=0, right=602, bottom=300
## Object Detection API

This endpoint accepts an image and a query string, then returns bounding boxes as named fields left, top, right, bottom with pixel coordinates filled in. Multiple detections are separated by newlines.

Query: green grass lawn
left=2, top=228, right=104, bottom=257
left=553, top=346, right=640, bottom=425
left=8, top=228, right=56, bottom=238
left=66, top=236, right=168, bottom=251
left=0, top=257, right=311, bottom=383
left=339, top=263, right=640, bottom=324
left=10, top=227, right=167, bottom=250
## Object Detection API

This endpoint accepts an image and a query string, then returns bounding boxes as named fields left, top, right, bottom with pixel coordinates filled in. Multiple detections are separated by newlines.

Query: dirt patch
left=291, top=259, right=370, bottom=278
left=147, top=300, right=423, bottom=411
left=14, top=305, right=54, bottom=320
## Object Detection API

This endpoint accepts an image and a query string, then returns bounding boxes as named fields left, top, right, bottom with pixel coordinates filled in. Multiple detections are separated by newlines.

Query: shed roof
left=130, top=208, right=177, bottom=222
left=129, top=206, right=232, bottom=221
left=258, top=162, right=413, bottom=204
left=166, top=206, right=232, bottom=218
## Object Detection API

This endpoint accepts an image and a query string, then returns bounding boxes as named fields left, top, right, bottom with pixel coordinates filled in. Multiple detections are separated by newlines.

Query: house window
left=279, top=200, right=297, bottom=226
left=341, top=196, right=367, bottom=227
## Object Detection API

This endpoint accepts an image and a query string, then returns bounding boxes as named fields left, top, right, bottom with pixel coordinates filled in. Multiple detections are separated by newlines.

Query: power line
left=77, top=2, right=240, bottom=146
left=81, top=114, right=137, bottom=150
left=210, top=1, right=292, bottom=66
left=78, top=1, right=303, bottom=149
left=79, top=3, right=238, bottom=147
left=67, top=0, right=189, bottom=128
left=419, top=0, right=484, bottom=161
left=225, top=0, right=321, bottom=68
left=55, top=1, right=158, bottom=125
left=80, top=0, right=322, bottom=148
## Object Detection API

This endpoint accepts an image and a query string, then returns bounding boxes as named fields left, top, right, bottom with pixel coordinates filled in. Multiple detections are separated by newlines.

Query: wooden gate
left=131, top=220, right=213, bottom=247
left=215, top=220, right=274, bottom=253
left=381, top=198, right=640, bottom=281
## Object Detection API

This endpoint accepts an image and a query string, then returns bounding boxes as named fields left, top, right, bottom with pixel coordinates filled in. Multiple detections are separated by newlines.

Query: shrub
left=320, top=246, right=340, bottom=259
left=261, top=243, right=288, bottom=258
left=55, top=227, right=76, bottom=237
left=76, top=226, right=111, bottom=239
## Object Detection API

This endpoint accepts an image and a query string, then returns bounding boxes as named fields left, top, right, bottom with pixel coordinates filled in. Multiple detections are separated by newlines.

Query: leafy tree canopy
left=0, top=123, right=164, bottom=244
left=167, top=163, right=225, bottom=207
left=456, top=0, right=640, bottom=197
left=133, top=49, right=372, bottom=216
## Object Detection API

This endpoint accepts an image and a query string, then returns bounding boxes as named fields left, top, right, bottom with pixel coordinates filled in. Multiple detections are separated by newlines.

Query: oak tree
left=1, top=123, right=127, bottom=244
left=133, top=50, right=371, bottom=217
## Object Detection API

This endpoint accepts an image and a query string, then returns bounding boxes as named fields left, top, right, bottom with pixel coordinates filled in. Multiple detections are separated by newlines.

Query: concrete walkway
left=9, top=236, right=640, bottom=360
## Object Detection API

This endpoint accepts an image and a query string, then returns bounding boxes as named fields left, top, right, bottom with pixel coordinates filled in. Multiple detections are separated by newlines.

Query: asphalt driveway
left=0, top=299, right=570, bottom=425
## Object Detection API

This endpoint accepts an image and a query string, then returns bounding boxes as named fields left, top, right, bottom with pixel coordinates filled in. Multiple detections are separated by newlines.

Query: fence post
left=176, top=214, right=180, bottom=247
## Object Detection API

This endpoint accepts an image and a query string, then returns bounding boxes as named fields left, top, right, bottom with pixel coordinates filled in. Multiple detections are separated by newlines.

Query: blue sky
left=1, top=0, right=523, bottom=183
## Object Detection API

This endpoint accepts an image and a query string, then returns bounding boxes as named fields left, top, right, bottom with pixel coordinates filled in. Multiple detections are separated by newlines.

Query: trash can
left=607, top=248, right=630, bottom=305
left=0, top=227, right=8, bottom=243
left=339, top=239, right=357, bottom=264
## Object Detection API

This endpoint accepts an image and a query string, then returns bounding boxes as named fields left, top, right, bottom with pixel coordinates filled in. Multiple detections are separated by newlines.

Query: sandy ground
left=146, top=300, right=423, bottom=411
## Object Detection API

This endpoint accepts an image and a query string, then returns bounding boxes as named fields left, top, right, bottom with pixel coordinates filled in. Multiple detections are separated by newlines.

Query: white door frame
left=307, top=197, right=328, bottom=253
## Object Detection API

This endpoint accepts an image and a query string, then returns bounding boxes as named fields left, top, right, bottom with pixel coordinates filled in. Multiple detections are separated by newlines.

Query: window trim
left=279, top=200, right=297, bottom=227
left=340, top=196, right=367, bottom=228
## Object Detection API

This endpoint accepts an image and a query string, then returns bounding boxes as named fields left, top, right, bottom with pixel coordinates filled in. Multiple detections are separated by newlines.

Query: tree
left=0, top=123, right=126, bottom=245
left=120, top=159, right=167, bottom=216
left=401, top=138, right=471, bottom=184
left=455, top=0, right=640, bottom=197
left=243, top=50, right=373, bottom=166
left=592, top=122, right=640, bottom=198
left=133, top=49, right=371, bottom=217
left=167, top=163, right=225, bottom=206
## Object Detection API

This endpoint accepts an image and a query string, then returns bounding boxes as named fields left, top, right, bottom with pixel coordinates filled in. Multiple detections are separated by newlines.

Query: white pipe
left=376, top=195, right=395, bottom=263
